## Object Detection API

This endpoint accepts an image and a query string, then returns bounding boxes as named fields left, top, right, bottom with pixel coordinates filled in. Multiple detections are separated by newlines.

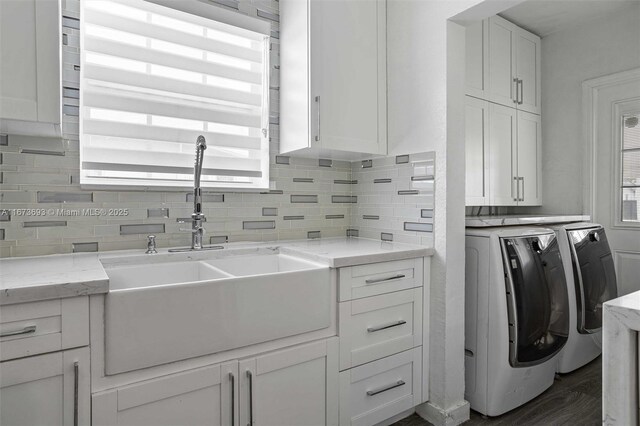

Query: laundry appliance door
left=568, top=227, right=618, bottom=334
left=501, top=234, right=569, bottom=368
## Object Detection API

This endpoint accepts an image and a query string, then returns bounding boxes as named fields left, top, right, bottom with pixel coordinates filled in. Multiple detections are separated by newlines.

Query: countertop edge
left=1, top=278, right=109, bottom=306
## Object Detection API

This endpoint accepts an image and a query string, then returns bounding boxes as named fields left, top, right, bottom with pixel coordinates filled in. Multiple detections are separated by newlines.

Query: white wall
left=523, top=3, right=640, bottom=215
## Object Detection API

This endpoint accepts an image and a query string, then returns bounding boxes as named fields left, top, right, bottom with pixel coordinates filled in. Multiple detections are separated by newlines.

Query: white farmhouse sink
left=204, top=253, right=319, bottom=276
left=106, top=261, right=232, bottom=290
left=103, top=253, right=330, bottom=375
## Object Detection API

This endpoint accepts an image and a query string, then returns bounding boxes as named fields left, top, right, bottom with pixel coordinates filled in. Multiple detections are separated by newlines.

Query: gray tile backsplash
left=0, top=0, right=436, bottom=257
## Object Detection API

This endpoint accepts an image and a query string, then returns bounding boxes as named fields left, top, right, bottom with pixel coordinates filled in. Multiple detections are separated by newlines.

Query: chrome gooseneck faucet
left=169, top=135, right=223, bottom=253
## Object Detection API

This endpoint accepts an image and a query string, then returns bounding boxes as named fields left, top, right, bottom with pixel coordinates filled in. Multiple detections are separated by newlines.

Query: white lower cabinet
left=339, top=348, right=422, bottom=426
left=93, top=338, right=339, bottom=426
left=0, top=347, right=90, bottom=426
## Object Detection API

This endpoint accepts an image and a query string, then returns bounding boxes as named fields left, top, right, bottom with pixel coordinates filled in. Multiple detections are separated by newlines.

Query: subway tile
left=147, top=208, right=170, bottom=218
left=291, top=195, right=318, bottom=203
left=72, top=242, right=99, bottom=253
left=120, top=223, right=165, bottom=235
left=307, top=231, right=321, bottom=239
left=404, top=222, right=433, bottom=233
left=262, top=207, right=278, bottom=216
left=381, top=232, right=393, bottom=242
left=37, top=191, right=93, bottom=203
left=318, top=159, right=333, bottom=168
left=186, top=193, right=224, bottom=203
left=20, top=148, right=65, bottom=156
left=210, top=235, right=229, bottom=244
left=275, top=155, right=290, bottom=165
left=421, top=209, right=434, bottom=218
left=325, top=214, right=344, bottom=219
left=242, top=220, right=276, bottom=230
left=396, top=155, right=410, bottom=164
left=23, top=221, right=68, bottom=228
left=332, top=195, right=357, bottom=203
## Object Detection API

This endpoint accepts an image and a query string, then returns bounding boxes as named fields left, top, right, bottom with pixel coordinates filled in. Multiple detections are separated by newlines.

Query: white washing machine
left=548, top=222, right=618, bottom=374
left=465, top=227, right=570, bottom=416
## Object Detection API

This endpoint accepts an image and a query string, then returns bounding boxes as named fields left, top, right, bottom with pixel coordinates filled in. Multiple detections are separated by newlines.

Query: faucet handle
left=145, top=235, right=158, bottom=254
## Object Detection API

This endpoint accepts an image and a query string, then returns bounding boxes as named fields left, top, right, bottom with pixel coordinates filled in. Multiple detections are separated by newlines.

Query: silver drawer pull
left=365, top=274, right=406, bottom=285
left=0, top=325, right=36, bottom=338
left=366, top=380, right=406, bottom=396
left=73, top=361, right=79, bottom=426
left=367, top=320, right=407, bottom=333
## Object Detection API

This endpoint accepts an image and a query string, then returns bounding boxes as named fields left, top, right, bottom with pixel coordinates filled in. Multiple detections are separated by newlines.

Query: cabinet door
left=488, top=16, right=517, bottom=109
left=516, top=111, right=542, bottom=206
left=311, top=0, right=386, bottom=155
left=239, top=338, right=339, bottom=426
left=465, top=20, right=489, bottom=99
left=488, top=103, right=518, bottom=206
left=515, top=29, right=541, bottom=115
left=92, top=361, right=236, bottom=426
left=465, top=96, right=490, bottom=206
left=0, top=347, right=90, bottom=426
left=0, top=0, right=60, bottom=124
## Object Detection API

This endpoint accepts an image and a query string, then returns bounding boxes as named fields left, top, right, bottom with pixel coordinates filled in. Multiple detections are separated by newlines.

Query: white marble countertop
left=0, top=253, right=109, bottom=305
left=465, top=214, right=590, bottom=227
left=0, top=237, right=432, bottom=305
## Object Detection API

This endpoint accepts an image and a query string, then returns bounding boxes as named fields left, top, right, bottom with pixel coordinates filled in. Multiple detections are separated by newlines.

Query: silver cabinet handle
left=73, top=361, right=79, bottom=426
left=366, top=380, right=406, bottom=396
left=229, top=372, right=235, bottom=426
left=246, top=370, right=253, bottom=426
left=519, top=177, right=524, bottom=201
left=365, top=274, right=405, bottom=285
left=519, top=79, right=524, bottom=105
left=315, top=95, right=321, bottom=142
left=0, top=325, right=36, bottom=338
left=513, top=78, right=519, bottom=103
left=513, top=176, right=519, bottom=202
left=367, top=320, right=407, bottom=333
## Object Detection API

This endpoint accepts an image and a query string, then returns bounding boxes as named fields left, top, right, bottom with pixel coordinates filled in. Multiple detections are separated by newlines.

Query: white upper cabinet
left=467, top=15, right=541, bottom=115
left=465, top=20, right=489, bottom=100
left=487, top=16, right=541, bottom=115
left=280, top=0, right=387, bottom=159
left=516, top=110, right=542, bottom=206
left=0, top=0, right=61, bottom=136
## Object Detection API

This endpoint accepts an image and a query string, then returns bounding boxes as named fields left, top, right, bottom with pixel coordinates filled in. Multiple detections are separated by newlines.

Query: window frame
left=613, top=99, right=640, bottom=228
left=78, top=0, right=272, bottom=192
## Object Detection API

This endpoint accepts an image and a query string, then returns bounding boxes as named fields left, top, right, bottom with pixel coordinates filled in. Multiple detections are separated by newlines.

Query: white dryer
left=548, top=222, right=617, bottom=374
left=465, top=227, right=570, bottom=416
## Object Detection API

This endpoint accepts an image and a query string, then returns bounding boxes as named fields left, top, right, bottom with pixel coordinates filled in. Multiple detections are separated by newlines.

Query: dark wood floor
left=393, top=356, right=602, bottom=426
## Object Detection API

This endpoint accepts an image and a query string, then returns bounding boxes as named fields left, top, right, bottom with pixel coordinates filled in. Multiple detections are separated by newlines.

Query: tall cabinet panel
left=465, top=20, right=489, bottom=100
left=488, top=16, right=517, bottom=108
left=515, top=31, right=541, bottom=115
left=280, top=0, right=387, bottom=158
left=465, top=96, right=490, bottom=206
left=516, top=111, right=542, bottom=206
left=488, top=103, right=518, bottom=206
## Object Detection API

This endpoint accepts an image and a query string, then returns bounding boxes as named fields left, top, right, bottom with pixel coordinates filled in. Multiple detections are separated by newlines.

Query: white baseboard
left=415, top=400, right=470, bottom=426
left=373, top=408, right=416, bottom=426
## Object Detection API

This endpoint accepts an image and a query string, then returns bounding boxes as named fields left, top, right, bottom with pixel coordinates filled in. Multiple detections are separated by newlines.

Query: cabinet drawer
left=0, top=297, right=88, bottom=361
left=339, top=288, right=422, bottom=370
left=339, top=348, right=422, bottom=426
left=338, top=258, right=423, bottom=301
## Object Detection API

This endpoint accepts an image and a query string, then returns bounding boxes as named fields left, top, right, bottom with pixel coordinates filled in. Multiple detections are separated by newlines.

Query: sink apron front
left=104, top=267, right=331, bottom=375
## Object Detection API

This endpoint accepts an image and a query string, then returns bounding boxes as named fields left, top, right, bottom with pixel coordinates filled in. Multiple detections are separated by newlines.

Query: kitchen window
left=79, top=0, right=270, bottom=190
left=621, top=112, right=640, bottom=223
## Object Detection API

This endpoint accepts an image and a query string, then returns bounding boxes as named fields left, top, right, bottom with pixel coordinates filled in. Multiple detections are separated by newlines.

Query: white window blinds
left=80, top=0, right=270, bottom=189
